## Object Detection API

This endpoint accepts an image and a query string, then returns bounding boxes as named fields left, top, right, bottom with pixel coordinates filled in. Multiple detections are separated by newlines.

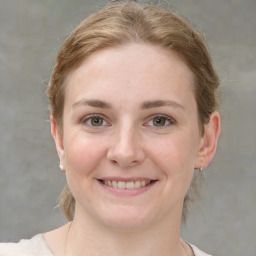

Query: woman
left=0, top=1, right=220, bottom=255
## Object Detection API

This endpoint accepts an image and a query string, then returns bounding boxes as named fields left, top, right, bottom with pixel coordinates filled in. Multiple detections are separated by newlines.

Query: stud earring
left=199, top=167, right=203, bottom=171
left=59, top=161, right=64, bottom=170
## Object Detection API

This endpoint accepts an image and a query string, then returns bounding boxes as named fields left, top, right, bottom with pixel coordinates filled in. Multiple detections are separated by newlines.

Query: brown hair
left=47, top=1, right=219, bottom=222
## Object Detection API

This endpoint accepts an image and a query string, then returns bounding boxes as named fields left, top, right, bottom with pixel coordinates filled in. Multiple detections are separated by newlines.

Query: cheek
left=63, top=133, right=109, bottom=203
left=156, top=135, right=196, bottom=163
left=64, top=133, right=107, bottom=177
left=148, top=132, right=198, bottom=181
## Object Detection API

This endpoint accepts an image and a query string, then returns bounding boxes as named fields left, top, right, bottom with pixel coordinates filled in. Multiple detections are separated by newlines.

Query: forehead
left=65, top=43, right=195, bottom=108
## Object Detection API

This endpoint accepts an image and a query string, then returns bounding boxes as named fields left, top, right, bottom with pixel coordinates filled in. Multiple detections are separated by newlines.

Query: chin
left=96, top=205, right=158, bottom=232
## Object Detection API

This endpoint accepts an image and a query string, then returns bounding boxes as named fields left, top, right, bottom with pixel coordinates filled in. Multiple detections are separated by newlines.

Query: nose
left=107, top=124, right=145, bottom=168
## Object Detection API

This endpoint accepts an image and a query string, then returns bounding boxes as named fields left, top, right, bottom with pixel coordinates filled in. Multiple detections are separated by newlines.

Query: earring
left=59, top=161, right=64, bottom=170
left=199, top=167, right=203, bottom=171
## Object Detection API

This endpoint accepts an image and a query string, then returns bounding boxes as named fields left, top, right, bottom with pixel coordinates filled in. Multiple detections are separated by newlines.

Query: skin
left=46, top=43, right=220, bottom=256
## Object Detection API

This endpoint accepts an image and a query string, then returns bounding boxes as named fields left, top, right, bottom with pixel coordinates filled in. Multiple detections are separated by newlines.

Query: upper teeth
left=103, top=180, right=151, bottom=189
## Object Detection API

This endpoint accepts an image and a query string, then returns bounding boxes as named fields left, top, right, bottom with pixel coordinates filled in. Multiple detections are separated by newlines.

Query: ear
left=50, top=116, right=66, bottom=172
left=195, top=111, right=221, bottom=169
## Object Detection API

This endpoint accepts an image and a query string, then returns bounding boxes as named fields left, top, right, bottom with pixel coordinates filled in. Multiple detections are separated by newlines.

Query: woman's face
left=54, top=44, right=207, bottom=230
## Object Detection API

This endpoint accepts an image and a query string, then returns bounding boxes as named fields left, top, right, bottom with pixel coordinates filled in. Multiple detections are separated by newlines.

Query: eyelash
left=81, top=114, right=176, bottom=128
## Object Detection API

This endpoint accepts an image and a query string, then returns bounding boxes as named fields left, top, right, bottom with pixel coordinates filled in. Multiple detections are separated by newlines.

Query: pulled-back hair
left=47, top=1, right=219, bottom=222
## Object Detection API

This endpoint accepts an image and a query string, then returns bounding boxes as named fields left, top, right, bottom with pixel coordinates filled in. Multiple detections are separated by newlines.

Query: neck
left=61, top=204, right=189, bottom=256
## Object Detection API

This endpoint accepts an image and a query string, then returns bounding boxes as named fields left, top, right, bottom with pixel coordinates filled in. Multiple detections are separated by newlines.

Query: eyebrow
left=72, top=99, right=112, bottom=109
left=141, top=100, right=185, bottom=110
left=72, top=98, right=184, bottom=110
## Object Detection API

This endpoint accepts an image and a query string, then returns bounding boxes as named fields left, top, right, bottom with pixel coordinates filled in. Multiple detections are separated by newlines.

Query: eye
left=146, top=115, right=175, bottom=128
left=152, top=116, right=168, bottom=126
left=83, top=115, right=108, bottom=127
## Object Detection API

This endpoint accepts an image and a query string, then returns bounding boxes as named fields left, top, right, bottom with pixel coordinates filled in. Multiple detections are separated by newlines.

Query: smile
left=100, top=180, right=153, bottom=189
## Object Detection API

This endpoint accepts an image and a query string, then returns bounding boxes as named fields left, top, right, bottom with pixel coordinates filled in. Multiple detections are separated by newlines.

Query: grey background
left=0, top=0, right=255, bottom=255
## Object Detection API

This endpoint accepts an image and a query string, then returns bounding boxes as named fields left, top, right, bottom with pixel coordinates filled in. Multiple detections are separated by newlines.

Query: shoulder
left=0, top=234, right=53, bottom=256
left=188, top=243, right=212, bottom=256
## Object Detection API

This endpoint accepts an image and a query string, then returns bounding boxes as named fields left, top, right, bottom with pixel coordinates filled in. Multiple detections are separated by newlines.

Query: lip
left=96, top=177, right=158, bottom=196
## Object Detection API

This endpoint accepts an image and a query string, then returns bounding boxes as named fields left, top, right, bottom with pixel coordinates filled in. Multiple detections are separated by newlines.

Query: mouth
left=98, top=179, right=157, bottom=189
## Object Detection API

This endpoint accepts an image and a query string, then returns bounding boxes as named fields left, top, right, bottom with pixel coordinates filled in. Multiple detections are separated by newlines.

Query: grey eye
left=89, top=117, right=104, bottom=126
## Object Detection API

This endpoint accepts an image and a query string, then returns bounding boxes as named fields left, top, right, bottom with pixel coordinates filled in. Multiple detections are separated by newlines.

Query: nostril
left=109, top=157, right=139, bottom=168
left=110, top=159, right=118, bottom=165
